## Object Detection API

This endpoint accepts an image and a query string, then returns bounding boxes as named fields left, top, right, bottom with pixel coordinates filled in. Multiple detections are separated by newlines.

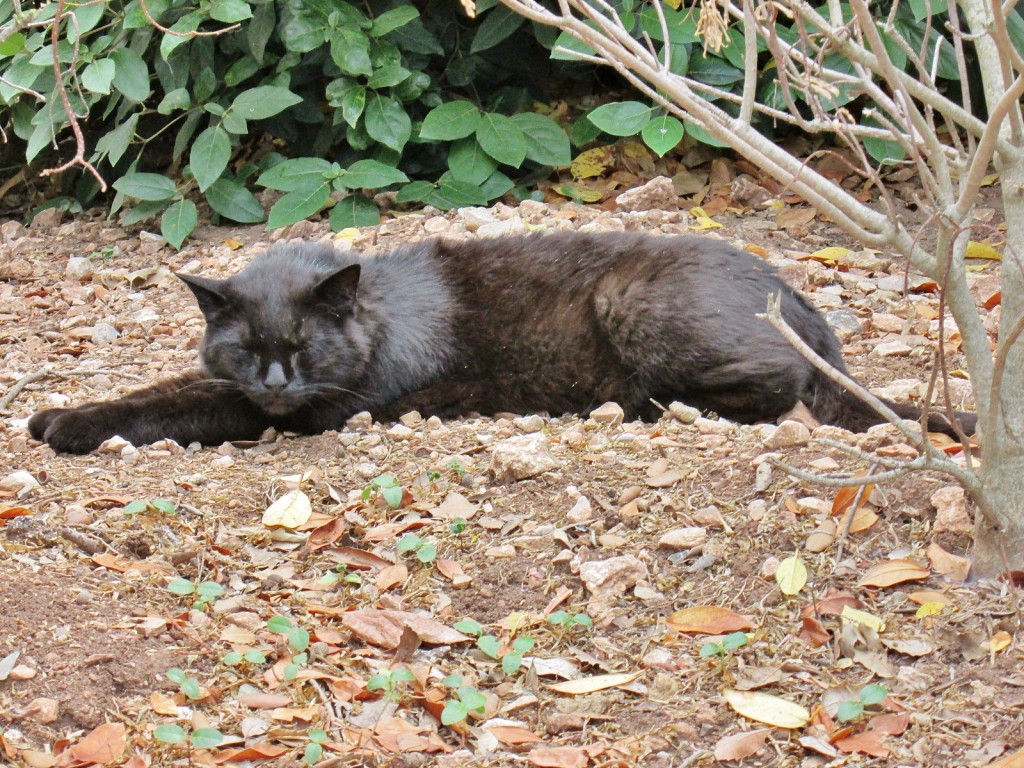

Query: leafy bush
left=0, top=0, right=985, bottom=247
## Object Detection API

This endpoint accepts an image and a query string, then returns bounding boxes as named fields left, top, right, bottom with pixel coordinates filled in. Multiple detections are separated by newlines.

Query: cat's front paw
left=30, top=408, right=115, bottom=454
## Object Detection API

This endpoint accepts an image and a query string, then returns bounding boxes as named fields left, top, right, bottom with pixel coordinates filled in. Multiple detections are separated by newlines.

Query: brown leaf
left=834, top=729, right=889, bottom=758
left=799, top=617, right=831, bottom=648
left=926, top=542, right=971, bottom=582
left=68, top=722, right=126, bottom=765
left=667, top=606, right=753, bottom=634
left=528, top=745, right=589, bottom=768
left=832, top=477, right=875, bottom=515
left=150, top=692, right=179, bottom=716
left=986, top=746, right=1024, bottom=767
left=857, top=559, right=930, bottom=588
left=488, top=725, right=545, bottom=745
left=341, top=609, right=471, bottom=649
left=713, top=728, right=770, bottom=761
left=213, top=743, right=289, bottom=763
left=326, top=546, right=393, bottom=570
left=237, top=693, right=292, bottom=709
left=866, top=712, right=910, bottom=736
left=374, top=563, right=409, bottom=592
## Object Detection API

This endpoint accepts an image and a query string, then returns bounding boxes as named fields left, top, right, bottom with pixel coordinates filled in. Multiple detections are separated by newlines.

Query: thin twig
left=835, top=463, right=878, bottom=562
left=0, top=368, right=145, bottom=411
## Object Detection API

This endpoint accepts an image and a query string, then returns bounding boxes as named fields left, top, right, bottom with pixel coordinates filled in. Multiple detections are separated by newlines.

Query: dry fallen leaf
left=776, top=555, right=808, bottom=595
left=723, top=689, right=810, bottom=729
left=528, top=745, right=589, bottom=768
left=68, top=722, right=126, bottom=765
left=340, top=609, right=471, bottom=649
left=858, top=559, right=930, bottom=588
left=667, top=606, right=753, bottom=634
left=841, top=606, right=886, bottom=632
left=546, top=672, right=641, bottom=695
left=713, top=728, right=770, bottom=761
left=926, top=542, right=971, bottom=582
left=150, top=692, right=179, bottom=716
left=262, top=489, right=312, bottom=529
left=487, top=725, right=545, bottom=745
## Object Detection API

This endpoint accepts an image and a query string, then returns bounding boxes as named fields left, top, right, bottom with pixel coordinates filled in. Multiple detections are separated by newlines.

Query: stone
left=658, top=527, right=707, bottom=549
left=590, top=401, right=624, bottom=427
left=490, top=433, right=560, bottom=482
left=580, top=555, right=649, bottom=600
left=566, top=496, right=592, bottom=523
left=872, top=340, right=914, bottom=356
left=615, top=176, right=679, bottom=212
left=668, top=402, right=700, bottom=424
left=399, top=410, right=423, bottom=427
left=825, top=309, right=862, bottom=341
left=764, top=419, right=811, bottom=448
left=477, top=219, right=526, bottom=238
left=0, top=220, right=26, bottom=241
left=90, top=322, right=120, bottom=345
left=513, top=414, right=545, bottom=433
left=460, top=207, right=496, bottom=230
left=694, top=417, right=733, bottom=435
left=422, top=217, right=451, bottom=234
left=931, top=486, right=972, bottom=534
left=29, top=208, right=64, bottom=230
left=346, top=411, right=373, bottom=430
left=65, top=256, right=94, bottom=281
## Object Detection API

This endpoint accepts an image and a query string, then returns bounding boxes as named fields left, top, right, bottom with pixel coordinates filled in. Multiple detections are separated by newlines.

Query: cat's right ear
left=310, top=264, right=361, bottom=316
left=176, top=273, right=231, bottom=318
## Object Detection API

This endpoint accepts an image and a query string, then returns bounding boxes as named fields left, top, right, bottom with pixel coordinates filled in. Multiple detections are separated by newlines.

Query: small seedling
left=445, top=459, right=466, bottom=477
left=123, top=497, right=177, bottom=515
left=453, top=619, right=533, bottom=674
left=836, top=684, right=889, bottom=722
left=165, top=668, right=203, bottom=699
left=449, top=517, right=468, bottom=534
left=89, top=246, right=118, bottom=262
left=167, top=578, right=224, bottom=610
left=397, top=532, right=437, bottom=563
left=267, top=615, right=310, bottom=680
left=154, top=724, right=223, bottom=749
left=303, top=729, right=328, bottom=765
left=361, top=474, right=405, bottom=508
left=366, top=666, right=416, bottom=701
left=548, top=610, right=593, bottom=631
left=222, top=649, right=267, bottom=666
left=319, top=563, right=363, bottom=588
left=700, top=631, right=750, bottom=659
left=441, top=680, right=487, bottom=725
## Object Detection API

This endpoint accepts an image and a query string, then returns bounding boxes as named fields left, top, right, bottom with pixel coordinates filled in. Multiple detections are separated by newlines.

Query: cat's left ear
left=177, top=273, right=230, bottom=318
left=310, top=264, right=361, bottom=316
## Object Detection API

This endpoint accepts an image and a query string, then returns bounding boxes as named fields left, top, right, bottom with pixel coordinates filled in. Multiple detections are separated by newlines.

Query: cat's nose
left=264, top=362, right=288, bottom=393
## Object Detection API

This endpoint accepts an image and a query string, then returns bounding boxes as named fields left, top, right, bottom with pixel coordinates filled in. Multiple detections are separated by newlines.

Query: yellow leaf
left=546, top=672, right=641, bottom=695
left=980, top=172, right=999, bottom=187
left=989, top=630, right=1012, bottom=653
left=552, top=183, right=603, bottom=203
left=667, top=605, right=753, bottom=634
left=262, top=489, right=313, bottom=529
left=807, top=246, right=852, bottom=265
left=723, top=689, right=810, bottom=729
left=840, top=606, right=885, bottom=632
left=689, top=216, right=723, bottom=231
left=334, top=227, right=361, bottom=241
left=965, top=241, right=1002, bottom=260
left=223, top=237, right=244, bottom=250
left=570, top=146, right=615, bottom=179
left=916, top=602, right=946, bottom=619
left=775, top=555, right=807, bottom=595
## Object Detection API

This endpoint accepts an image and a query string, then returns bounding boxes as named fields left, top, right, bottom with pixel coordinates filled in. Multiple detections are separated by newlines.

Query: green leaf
left=69, top=2, right=106, bottom=41
left=288, top=627, right=310, bottom=653
left=248, top=1, right=276, bottom=61
left=266, top=184, right=330, bottom=228
left=231, top=86, right=302, bottom=121
left=111, top=49, right=150, bottom=103
left=158, top=88, right=191, bottom=115
left=367, top=64, right=410, bottom=90
left=196, top=581, right=225, bottom=600
left=416, top=542, right=437, bottom=562
left=190, top=728, right=223, bottom=748
left=372, top=474, right=398, bottom=488
left=477, top=635, right=501, bottom=659
left=441, top=700, right=468, bottom=725
left=339, top=84, right=366, bottom=127
left=330, top=195, right=380, bottom=230
left=453, top=619, right=483, bottom=636
left=81, top=59, right=115, bottom=95
left=122, top=201, right=170, bottom=226
left=161, top=199, right=197, bottom=250
left=699, top=641, right=722, bottom=657
left=267, top=615, right=294, bottom=633
left=222, top=651, right=243, bottom=665
left=121, top=499, right=148, bottom=515
left=424, top=179, right=488, bottom=210
left=366, top=672, right=390, bottom=691
left=225, top=57, right=260, bottom=87
left=207, top=178, right=266, bottom=223
left=365, top=94, right=411, bottom=152
left=151, top=498, right=177, bottom=514
left=501, top=652, right=522, bottom=674
left=181, top=678, right=202, bottom=699
left=243, top=649, right=267, bottom=663
left=257, top=158, right=333, bottom=191
left=283, top=663, right=300, bottom=681
left=683, top=121, right=730, bottom=148
left=686, top=54, right=744, bottom=86
left=587, top=101, right=652, bottom=137
left=385, top=18, right=443, bottom=55
left=309, top=728, right=327, bottom=743
left=371, top=7, right=420, bottom=36
left=114, top=173, right=177, bottom=202
left=721, top=631, right=749, bottom=651
left=0, top=32, right=26, bottom=57
left=420, top=101, right=481, bottom=141
left=331, top=28, right=373, bottom=76
left=470, top=5, right=524, bottom=53
left=395, top=180, right=434, bottom=204
left=459, top=686, right=487, bottom=711
left=443, top=674, right=464, bottom=688
left=304, top=743, right=323, bottom=765
left=641, top=115, right=684, bottom=157
left=550, top=28, right=598, bottom=60
left=836, top=700, right=864, bottom=722
left=548, top=611, right=569, bottom=626
left=512, top=636, right=535, bottom=654
left=391, top=667, right=416, bottom=682
left=337, top=159, right=408, bottom=189
left=448, top=138, right=497, bottom=185
left=166, top=668, right=187, bottom=683
left=210, top=0, right=252, bottom=23
left=862, top=117, right=907, bottom=166
left=859, top=684, right=889, bottom=706
left=382, top=484, right=405, bottom=508
left=510, top=113, right=570, bottom=166
left=476, top=113, right=527, bottom=167
left=154, top=724, right=186, bottom=744
left=190, top=127, right=231, bottom=192
left=397, top=534, right=420, bottom=553
left=160, top=13, right=201, bottom=58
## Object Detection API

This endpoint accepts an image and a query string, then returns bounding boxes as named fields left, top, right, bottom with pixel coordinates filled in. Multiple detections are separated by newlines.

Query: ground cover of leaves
left=0, top=181, right=1020, bottom=768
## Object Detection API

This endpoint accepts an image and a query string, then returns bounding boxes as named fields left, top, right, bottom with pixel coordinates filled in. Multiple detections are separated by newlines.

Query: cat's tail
left=811, top=372, right=977, bottom=439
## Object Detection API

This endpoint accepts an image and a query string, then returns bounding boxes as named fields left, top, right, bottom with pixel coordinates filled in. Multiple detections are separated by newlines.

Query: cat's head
left=177, top=244, right=371, bottom=415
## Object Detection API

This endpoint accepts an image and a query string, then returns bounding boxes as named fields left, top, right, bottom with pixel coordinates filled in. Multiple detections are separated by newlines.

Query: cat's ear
left=176, top=273, right=231, bottom=317
left=310, top=264, right=361, bottom=316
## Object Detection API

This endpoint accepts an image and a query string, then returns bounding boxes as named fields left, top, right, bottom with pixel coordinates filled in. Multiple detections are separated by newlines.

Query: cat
left=29, top=232, right=976, bottom=454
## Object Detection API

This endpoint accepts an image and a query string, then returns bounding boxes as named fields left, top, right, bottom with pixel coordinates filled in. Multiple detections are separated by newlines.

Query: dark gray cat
left=29, top=232, right=974, bottom=453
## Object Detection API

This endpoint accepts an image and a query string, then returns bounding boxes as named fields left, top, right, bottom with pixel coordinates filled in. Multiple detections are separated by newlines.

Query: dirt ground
left=0, top=192, right=1020, bottom=768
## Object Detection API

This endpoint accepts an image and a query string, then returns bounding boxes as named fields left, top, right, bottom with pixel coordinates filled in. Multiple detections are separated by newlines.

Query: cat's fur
left=29, top=232, right=976, bottom=454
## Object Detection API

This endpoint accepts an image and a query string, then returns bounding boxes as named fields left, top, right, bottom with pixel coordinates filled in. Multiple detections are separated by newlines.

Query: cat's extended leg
left=29, top=371, right=272, bottom=453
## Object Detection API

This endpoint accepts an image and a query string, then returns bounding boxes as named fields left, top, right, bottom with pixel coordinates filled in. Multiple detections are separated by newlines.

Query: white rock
left=694, top=417, right=733, bottom=435
left=65, top=256, right=94, bottom=281
left=615, top=176, right=679, bottom=212
left=668, top=402, right=700, bottom=424
left=99, top=435, right=132, bottom=453
left=658, top=527, right=707, bottom=549
left=387, top=424, right=415, bottom=440
left=566, top=496, right=592, bottom=523
left=513, top=414, right=545, bottom=433
left=346, top=411, right=373, bottom=430
left=872, top=340, right=914, bottom=356
left=590, top=401, right=624, bottom=427
left=764, top=419, right=811, bottom=448
left=580, top=555, right=649, bottom=599
left=490, top=434, right=560, bottom=482
left=931, top=486, right=972, bottom=533
left=1, top=471, right=39, bottom=498
left=460, top=207, right=496, bottom=230
left=90, top=322, right=120, bottom=345
left=477, top=219, right=526, bottom=238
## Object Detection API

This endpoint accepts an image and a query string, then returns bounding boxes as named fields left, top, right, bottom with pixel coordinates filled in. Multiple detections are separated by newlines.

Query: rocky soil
left=0, top=190, right=1019, bottom=768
